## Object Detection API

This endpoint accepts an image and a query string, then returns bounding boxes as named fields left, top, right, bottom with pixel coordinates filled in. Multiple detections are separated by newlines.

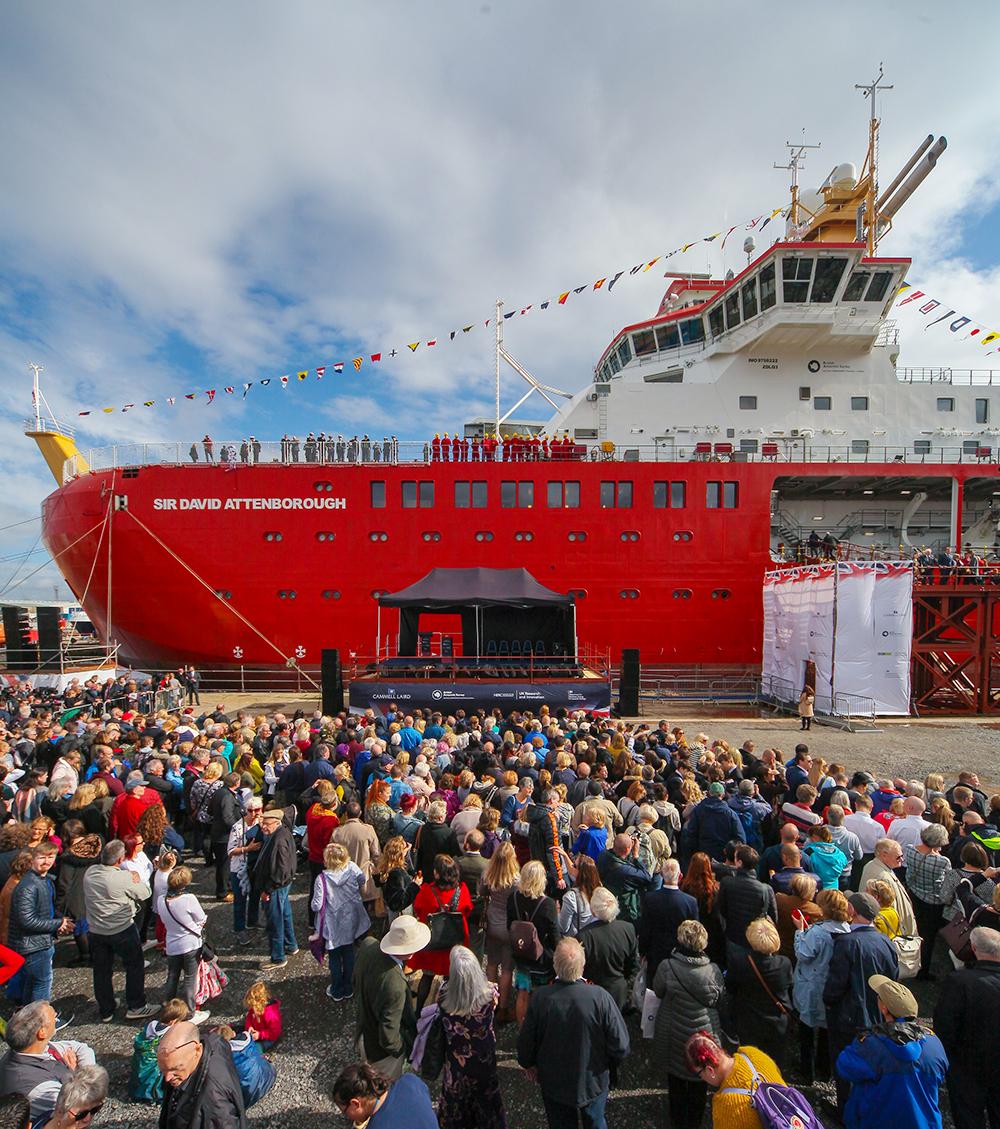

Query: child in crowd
left=152, top=850, right=177, bottom=952
left=129, top=998, right=194, bottom=1103
left=243, top=980, right=282, bottom=1049
left=215, top=1024, right=277, bottom=1108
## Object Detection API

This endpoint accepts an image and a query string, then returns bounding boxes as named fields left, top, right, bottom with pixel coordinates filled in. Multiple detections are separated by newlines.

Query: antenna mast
left=29, top=362, right=43, bottom=431
left=492, top=297, right=572, bottom=434
left=774, top=132, right=821, bottom=226
left=856, top=63, right=893, bottom=255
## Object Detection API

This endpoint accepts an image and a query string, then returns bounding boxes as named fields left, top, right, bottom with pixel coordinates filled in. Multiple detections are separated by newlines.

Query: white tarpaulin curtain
left=761, top=562, right=912, bottom=717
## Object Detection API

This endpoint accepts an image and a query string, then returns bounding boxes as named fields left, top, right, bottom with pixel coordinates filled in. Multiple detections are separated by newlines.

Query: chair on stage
left=486, top=639, right=498, bottom=657
left=498, top=640, right=510, bottom=656
left=510, top=640, right=522, bottom=656
left=534, top=640, right=545, bottom=655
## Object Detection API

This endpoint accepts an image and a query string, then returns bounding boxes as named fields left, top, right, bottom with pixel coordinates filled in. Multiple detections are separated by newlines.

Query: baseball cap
left=868, top=975, right=918, bottom=1019
left=708, top=782, right=725, bottom=797
left=847, top=891, right=880, bottom=921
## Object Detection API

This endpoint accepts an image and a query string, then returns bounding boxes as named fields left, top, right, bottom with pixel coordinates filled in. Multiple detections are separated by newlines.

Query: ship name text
left=153, top=497, right=346, bottom=511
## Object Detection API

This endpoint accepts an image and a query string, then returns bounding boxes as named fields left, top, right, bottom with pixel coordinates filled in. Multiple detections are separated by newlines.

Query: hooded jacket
left=836, top=1019, right=948, bottom=1129
left=680, top=796, right=746, bottom=865
left=310, top=861, right=370, bottom=949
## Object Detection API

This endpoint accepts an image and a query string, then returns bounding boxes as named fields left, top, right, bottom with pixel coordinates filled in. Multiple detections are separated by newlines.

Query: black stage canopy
left=378, top=567, right=575, bottom=658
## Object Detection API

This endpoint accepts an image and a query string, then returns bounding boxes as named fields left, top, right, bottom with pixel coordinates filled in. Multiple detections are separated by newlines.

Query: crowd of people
left=0, top=679, right=994, bottom=1128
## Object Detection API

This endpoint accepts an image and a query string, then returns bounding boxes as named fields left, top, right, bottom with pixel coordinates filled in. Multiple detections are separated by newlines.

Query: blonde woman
left=374, top=836, right=421, bottom=923
left=506, top=859, right=559, bottom=1026
left=482, top=842, right=520, bottom=1021
left=726, top=917, right=793, bottom=1067
left=451, top=794, right=483, bottom=841
left=311, top=841, right=370, bottom=1002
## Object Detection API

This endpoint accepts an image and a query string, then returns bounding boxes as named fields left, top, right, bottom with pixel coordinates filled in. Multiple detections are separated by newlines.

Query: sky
left=2, top=0, right=1000, bottom=599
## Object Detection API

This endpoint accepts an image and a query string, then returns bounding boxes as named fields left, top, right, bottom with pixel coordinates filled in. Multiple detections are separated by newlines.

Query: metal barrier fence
left=759, top=674, right=878, bottom=729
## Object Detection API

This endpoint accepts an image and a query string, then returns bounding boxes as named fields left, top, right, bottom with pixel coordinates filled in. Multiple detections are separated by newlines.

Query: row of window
left=367, top=479, right=738, bottom=510
left=736, top=394, right=990, bottom=420
left=263, top=526, right=705, bottom=544
left=238, top=585, right=735, bottom=602
left=598, top=256, right=897, bottom=380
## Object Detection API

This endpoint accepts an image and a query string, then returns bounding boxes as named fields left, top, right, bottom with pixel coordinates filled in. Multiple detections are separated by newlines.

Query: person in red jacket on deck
left=431, top=434, right=441, bottom=463
left=109, top=773, right=160, bottom=840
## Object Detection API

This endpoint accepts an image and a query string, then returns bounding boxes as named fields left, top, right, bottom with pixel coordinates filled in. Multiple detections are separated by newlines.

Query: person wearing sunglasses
left=43, top=1064, right=108, bottom=1129
left=157, top=1021, right=245, bottom=1129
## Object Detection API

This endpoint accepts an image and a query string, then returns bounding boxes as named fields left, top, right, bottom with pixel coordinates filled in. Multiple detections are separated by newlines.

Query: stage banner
left=348, top=680, right=611, bottom=717
left=870, top=562, right=913, bottom=715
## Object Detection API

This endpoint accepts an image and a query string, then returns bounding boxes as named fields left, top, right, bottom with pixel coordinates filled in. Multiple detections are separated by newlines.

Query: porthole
left=321, top=589, right=342, bottom=600
left=264, top=531, right=283, bottom=542
left=515, top=531, right=534, bottom=542
left=711, top=589, right=732, bottom=600
left=316, top=531, right=336, bottom=542
left=568, top=589, right=587, bottom=599
left=475, top=531, right=494, bottom=542
left=421, top=531, right=442, bottom=542
left=213, top=589, right=232, bottom=600
left=314, top=481, right=334, bottom=492
left=673, top=530, right=693, bottom=542
left=277, top=589, right=297, bottom=600
left=673, top=589, right=693, bottom=600
left=568, top=531, right=588, bottom=542
left=620, top=531, right=640, bottom=542
left=619, top=589, right=640, bottom=600
left=371, top=589, right=388, bottom=598
left=369, top=531, right=389, bottom=542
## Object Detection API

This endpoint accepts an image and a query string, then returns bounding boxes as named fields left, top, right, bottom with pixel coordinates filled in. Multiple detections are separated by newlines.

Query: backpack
left=733, top=804, right=763, bottom=850
left=509, top=892, right=545, bottom=962
left=128, top=1029, right=165, bottom=1104
left=721, top=1052, right=820, bottom=1129
left=426, top=887, right=465, bottom=951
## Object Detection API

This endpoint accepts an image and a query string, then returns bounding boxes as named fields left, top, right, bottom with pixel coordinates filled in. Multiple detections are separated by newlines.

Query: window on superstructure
left=724, top=291, right=741, bottom=331
left=723, top=482, right=739, bottom=508
left=937, top=398, right=955, bottom=412
left=706, top=481, right=739, bottom=509
left=759, top=263, right=777, bottom=310
left=608, top=352, right=621, bottom=376
left=851, top=440, right=870, bottom=455
left=653, top=481, right=686, bottom=508
left=977, top=399, right=989, bottom=424
left=740, top=440, right=758, bottom=453
left=799, top=387, right=811, bottom=400
left=402, top=481, right=417, bottom=508
left=865, top=271, right=893, bottom=302
left=600, top=481, right=632, bottom=509
left=419, top=482, right=434, bottom=508
left=680, top=318, right=705, bottom=345
left=913, top=440, right=932, bottom=455
left=964, top=440, right=980, bottom=455
left=741, top=278, right=759, bottom=320
left=708, top=307, right=725, bottom=339
left=782, top=257, right=813, bottom=302
left=656, top=324, right=680, bottom=351
left=843, top=269, right=871, bottom=302
left=455, top=481, right=487, bottom=508
left=739, top=396, right=757, bottom=410
left=633, top=329, right=656, bottom=356
left=814, top=396, right=832, bottom=411
left=370, top=481, right=386, bottom=509
left=617, top=338, right=632, bottom=366
left=547, top=481, right=580, bottom=508
left=851, top=397, right=869, bottom=411
left=810, top=257, right=848, bottom=303
left=501, top=481, right=533, bottom=508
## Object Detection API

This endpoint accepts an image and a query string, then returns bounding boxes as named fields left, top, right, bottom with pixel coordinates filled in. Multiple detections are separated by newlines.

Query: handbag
left=309, top=875, right=328, bottom=963
left=941, top=904, right=985, bottom=963
left=426, top=887, right=464, bottom=951
left=194, top=955, right=228, bottom=1006
left=509, top=892, right=545, bottom=962
left=747, top=953, right=796, bottom=1025
left=892, top=934, right=922, bottom=980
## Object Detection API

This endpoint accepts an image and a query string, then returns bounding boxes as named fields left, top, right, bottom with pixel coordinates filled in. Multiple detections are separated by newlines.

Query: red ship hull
left=39, top=460, right=997, bottom=669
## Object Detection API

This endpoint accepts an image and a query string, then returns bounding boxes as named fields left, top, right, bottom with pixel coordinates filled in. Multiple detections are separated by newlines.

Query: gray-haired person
left=81, top=840, right=157, bottom=1022
left=45, top=1064, right=109, bottom=1129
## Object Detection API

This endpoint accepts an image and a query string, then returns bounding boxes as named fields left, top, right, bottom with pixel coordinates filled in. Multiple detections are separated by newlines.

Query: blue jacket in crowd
left=680, top=796, right=745, bottom=864
left=837, top=1020, right=948, bottom=1129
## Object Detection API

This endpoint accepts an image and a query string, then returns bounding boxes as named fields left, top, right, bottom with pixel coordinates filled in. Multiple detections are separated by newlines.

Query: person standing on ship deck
left=202, top=435, right=214, bottom=462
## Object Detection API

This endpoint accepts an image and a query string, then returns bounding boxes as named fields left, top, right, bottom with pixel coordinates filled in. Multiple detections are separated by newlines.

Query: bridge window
left=600, top=481, right=633, bottom=509
left=814, top=396, right=832, bottom=411
left=455, top=480, right=488, bottom=508
left=617, top=337, right=632, bottom=366
left=865, top=271, right=893, bottom=302
left=759, top=262, right=777, bottom=310
left=937, top=398, right=955, bottom=412
left=810, top=257, right=848, bottom=303
left=656, top=323, right=680, bottom=351
left=370, top=481, right=386, bottom=508
left=741, top=277, right=759, bottom=320
left=501, top=481, right=534, bottom=508
left=608, top=351, right=621, bottom=375
left=739, top=395, right=758, bottom=410
left=725, top=291, right=741, bottom=330
left=782, top=257, right=813, bottom=302
left=708, top=307, right=725, bottom=338
left=680, top=317, right=705, bottom=345
left=633, top=329, right=656, bottom=356
left=654, top=481, right=686, bottom=509
left=547, top=481, right=580, bottom=508
left=851, top=396, right=869, bottom=411
left=977, top=398, right=989, bottom=424
left=843, top=269, right=871, bottom=302
left=707, top=481, right=739, bottom=509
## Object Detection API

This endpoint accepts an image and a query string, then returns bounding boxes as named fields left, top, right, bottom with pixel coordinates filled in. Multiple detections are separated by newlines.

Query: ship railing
left=61, top=439, right=1000, bottom=479
left=897, top=368, right=1000, bottom=385
left=23, top=416, right=76, bottom=438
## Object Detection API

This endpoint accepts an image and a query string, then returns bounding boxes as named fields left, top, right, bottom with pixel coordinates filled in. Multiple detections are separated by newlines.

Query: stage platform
left=349, top=665, right=611, bottom=715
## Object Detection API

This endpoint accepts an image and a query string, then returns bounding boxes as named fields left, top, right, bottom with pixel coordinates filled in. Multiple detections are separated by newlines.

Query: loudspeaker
left=619, top=648, right=640, bottom=716
left=2, top=606, right=35, bottom=671
left=321, top=648, right=344, bottom=715
left=37, top=607, right=61, bottom=670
